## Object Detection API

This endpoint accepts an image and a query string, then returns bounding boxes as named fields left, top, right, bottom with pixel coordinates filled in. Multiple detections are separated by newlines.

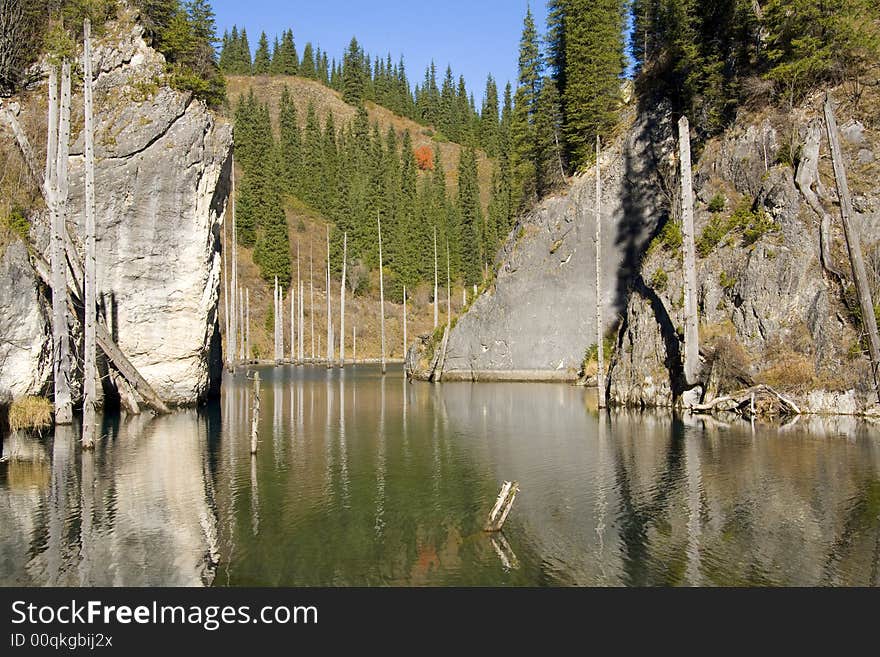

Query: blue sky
left=211, top=1, right=548, bottom=103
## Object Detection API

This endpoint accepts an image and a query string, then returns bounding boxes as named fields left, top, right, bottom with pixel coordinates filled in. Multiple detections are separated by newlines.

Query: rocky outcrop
left=0, top=241, right=51, bottom=403
left=0, top=14, right=231, bottom=406
left=608, top=90, right=880, bottom=415
left=438, top=107, right=675, bottom=381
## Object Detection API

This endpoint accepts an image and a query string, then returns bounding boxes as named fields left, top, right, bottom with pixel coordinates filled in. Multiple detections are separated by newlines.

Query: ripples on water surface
left=2, top=365, right=879, bottom=586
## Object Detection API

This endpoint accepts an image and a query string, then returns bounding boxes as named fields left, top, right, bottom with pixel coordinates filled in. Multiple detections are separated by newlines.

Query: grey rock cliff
left=608, top=92, right=880, bottom=414
left=440, top=108, right=675, bottom=381
left=0, top=16, right=231, bottom=406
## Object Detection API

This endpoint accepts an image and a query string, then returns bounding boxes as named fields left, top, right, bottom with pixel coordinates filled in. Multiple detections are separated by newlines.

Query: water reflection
left=2, top=366, right=880, bottom=586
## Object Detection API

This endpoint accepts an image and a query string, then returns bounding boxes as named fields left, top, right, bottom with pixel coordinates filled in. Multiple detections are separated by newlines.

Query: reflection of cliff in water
left=0, top=413, right=219, bottom=586
left=440, top=385, right=880, bottom=586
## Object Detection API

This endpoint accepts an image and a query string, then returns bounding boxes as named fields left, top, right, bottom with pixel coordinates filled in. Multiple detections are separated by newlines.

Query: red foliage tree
left=414, top=145, right=434, bottom=171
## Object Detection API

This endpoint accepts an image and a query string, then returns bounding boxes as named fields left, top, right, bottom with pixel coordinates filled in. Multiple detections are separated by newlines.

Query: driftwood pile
left=691, top=384, right=801, bottom=419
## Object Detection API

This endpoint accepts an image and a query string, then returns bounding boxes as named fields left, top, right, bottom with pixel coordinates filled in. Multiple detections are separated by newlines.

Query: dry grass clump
left=756, top=349, right=817, bottom=392
left=8, top=396, right=53, bottom=432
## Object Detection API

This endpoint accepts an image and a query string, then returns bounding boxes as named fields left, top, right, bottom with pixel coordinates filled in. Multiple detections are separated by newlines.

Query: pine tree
left=253, top=31, right=271, bottom=75
left=457, top=144, right=482, bottom=284
left=342, top=36, right=365, bottom=104
left=300, top=101, right=323, bottom=206
left=480, top=74, right=500, bottom=156
left=269, top=35, right=283, bottom=75
left=534, top=76, right=564, bottom=196
left=562, top=0, right=625, bottom=168
left=511, top=7, right=543, bottom=205
left=238, top=28, right=252, bottom=74
left=300, top=42, right=316, bottom=78
left=278, top=85, right=301, bottom=194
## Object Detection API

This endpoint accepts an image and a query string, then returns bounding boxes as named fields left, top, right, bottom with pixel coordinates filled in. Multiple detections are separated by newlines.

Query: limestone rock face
left=442, top=108, right=675, bottom=381
left=609, top=95, right=880, bottom=415
left=0, top=242, right=52, bottom=403
left=0, top=17, right=231, bottom=406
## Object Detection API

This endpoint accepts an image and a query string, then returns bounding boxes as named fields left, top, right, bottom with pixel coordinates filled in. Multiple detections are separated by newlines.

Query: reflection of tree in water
left=610, top=416, right=687, bottom=586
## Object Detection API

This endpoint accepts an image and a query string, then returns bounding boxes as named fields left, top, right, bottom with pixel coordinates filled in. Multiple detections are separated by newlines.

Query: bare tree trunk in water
left=378, top=212, right=386, bottom=375
left=339, top=232, right=347, bottom=367
left=82, top=20, right=97, bottom=447
left=824, top=93, right=880, bottom=403
left=595, top=136, right=606, bottom=409
left=51, top=61, right=73, bottom=425
left=433, top=226, right=438, bottom=329
left=678, top=116, right=700, bottom=391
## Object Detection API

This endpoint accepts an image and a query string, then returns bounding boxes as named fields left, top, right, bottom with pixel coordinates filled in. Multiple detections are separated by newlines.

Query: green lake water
left=2, top=364, right=879, bottom=586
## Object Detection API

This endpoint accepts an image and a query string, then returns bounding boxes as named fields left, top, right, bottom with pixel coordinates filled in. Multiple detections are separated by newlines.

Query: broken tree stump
left=485, top=480, right=519, bottom=532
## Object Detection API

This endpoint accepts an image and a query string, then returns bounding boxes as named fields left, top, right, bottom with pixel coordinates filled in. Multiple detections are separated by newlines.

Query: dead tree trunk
left=403, top=285, right=408, bottom=364
left=231, top=155, right=239, bottom=363
left=378, top=212, right=386, bottom=375
left=82, top=20, right=97, bottom=447
left=595, top=136, right=606, bottom=409
left=290, top=281, right=296, bottom=363
left=824, top=93, right=880, bottom=402
left=485, top=481, right=519, bottom=532
left=51, top=61, right=73, bottom=425
left=310, top=243, right=315, bottom=361
left=433, top=226, right=439, bottom=329
left=339, top=232, right=347, bottom=367
left=245, top=288, right=250, bottom=362
left=446, top=238, right=451, bottom=329
left=223, top=213, right=230, bottom=368
left=250, top=371, right=260, bottom=454
left=326, top=226, right=332, bottom=368
left=353, top=326, right=357, bottom=363
left=238, top=287, right=245, bottom=361
left=298, top=243, right=304, bottom=362
left=678, top=116, right=700, bottom=390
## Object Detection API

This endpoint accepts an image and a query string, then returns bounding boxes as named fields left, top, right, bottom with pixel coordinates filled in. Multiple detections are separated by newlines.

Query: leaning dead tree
left=48, top=61, right=74, bottom=425
left=824, top=93, right=880, bottom=402
left=594, top=136, right=606, bottom=409
left=678, top=116, right=700, bottom=391
left=82, top=20, right=97, bottom=447
left=378, top=212, right=387, bottom=375
left=339, top=232, right=347, bottom=367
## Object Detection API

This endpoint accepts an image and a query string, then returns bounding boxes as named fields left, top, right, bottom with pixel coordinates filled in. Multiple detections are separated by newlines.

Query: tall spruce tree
left=253, top=31, right=271, bottom=74
left=457, top=144, right=483, bottom=284
left=562, top=0, right=625, bottom=168
left=511, top=7, right=543, bottom=205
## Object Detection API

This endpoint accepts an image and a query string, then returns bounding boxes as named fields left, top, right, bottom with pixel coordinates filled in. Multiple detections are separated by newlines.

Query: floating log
left=485, top=481, right=519, bottom=532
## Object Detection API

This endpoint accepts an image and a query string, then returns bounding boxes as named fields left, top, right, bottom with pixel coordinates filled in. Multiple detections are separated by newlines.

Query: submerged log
left=485, top=480, right=519, bottom=532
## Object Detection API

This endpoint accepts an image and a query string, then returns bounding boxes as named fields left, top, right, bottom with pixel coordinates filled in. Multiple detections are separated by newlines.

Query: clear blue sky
left=211, top=0, right=548, bottom=103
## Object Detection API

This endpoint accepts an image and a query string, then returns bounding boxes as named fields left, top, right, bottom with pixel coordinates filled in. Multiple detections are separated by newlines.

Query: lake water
left=2, top=365, right=879, bottom=586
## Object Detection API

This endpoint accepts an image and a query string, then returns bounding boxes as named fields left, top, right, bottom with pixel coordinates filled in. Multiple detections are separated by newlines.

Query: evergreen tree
left=300, top=42, right=316, bottom=78
left=457, top=144, right=482, bottom=284
left=562, top=0, right=625, bottom=168
left=278, top=85, right=301, bottom=195
left=511, top=7, right=543, bottom=205
left=269, top=35, right=283, bottom=75
left=480, top=74, right=500, bottom=156
left=300, top=101, right=323, bottom=206
left=238, top=28, right=252, bottom=74
left=253, top=30, right=271, bottom=75
left=342, top=37, right=365, bottom=104
left=534, top=76, right=564, bottom=196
